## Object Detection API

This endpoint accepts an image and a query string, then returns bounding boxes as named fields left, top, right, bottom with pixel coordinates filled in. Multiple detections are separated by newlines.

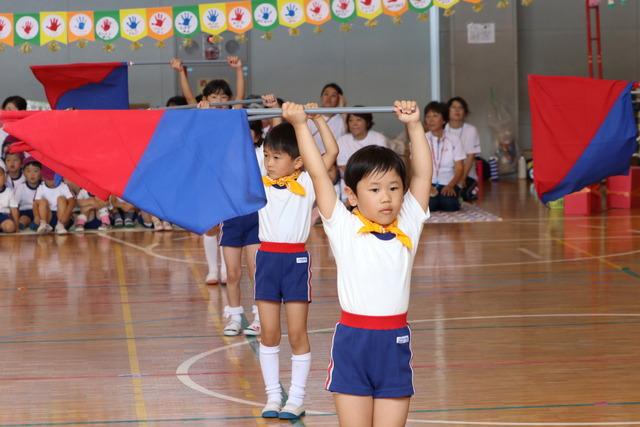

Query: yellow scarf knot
left=353, top=209, right=412, bottom=250
left=262, top=170, right=306, bottom=196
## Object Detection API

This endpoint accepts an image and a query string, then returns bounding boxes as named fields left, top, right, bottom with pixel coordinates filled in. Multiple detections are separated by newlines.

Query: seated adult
left=424, top=101, right=465, bottom=212
left=446, top=96, right=481, bottom=201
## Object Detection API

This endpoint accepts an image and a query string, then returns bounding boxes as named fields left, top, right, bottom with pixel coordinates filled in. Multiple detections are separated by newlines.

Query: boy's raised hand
left=227, top=55, right=242, bottom=69
left=304, top=102, right=320, bottom=121
left=282, top=102, right=307, bottom=126
left=170, top=58, right=184, bottom=72
left=394, top=100, right=419, bottom=124
left=197, top=100, right=210, bottom=109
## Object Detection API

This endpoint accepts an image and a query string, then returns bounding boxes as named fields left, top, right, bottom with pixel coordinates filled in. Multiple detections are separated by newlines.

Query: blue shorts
left=0, top=213, right=11, bottom=224
left=220, top=212, right=259, bottom=247
left=19, top=209, right=34, bottom=221
left=255, top=242, right=312, bottom=303
left=84, top=218, right=102, bottom=230
left=325, top=311, right=414, bottom=398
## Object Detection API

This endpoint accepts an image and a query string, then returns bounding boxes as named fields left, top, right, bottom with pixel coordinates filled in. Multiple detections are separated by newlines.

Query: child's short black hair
left=447, top=96, right=470, bottom=115
left=321, top=83, right=343, bottom=96
left=195, top=94, right=204, bottom=103
left=166, top=96, right=188, bottom=107
left=203, top=79, right=233, bottom=99
left=264, top=123, right=300, bottom=159
left=347, top=106, right=374, bottom=131
left=249, top=120, right=264, bottom=147
left=423, top=101, right=449, bottom=123
left=344, top=145, right=407, bottom=194
left=2, top=95, right=27, bottom=111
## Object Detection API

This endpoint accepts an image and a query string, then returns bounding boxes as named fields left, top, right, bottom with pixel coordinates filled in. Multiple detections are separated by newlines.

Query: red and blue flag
left=2, top=109, right=266, bottom=234
left=31, top=62, right=129, bottom=110
left=529, top=75, right=638, bottom=203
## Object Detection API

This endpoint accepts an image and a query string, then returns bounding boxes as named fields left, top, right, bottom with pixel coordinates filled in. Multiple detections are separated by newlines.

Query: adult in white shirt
left=446, top=97, right=482, bottom=201
left=424, top=101, right=465, bottom=212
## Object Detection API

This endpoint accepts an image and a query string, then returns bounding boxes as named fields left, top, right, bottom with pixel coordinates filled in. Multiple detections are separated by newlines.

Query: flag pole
left=246, top=106, right=396, bottom=116
left=160, top=98, right=264, bottom=110
left=127, top=60, right=228, bottom=66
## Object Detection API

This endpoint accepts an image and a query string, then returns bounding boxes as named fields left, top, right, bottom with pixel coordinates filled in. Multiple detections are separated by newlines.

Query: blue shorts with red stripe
left=255, top=242, right=312, bottom=303
left=220, top=212, right=259, bottom=247
left=325, top=311, right=414, bottom=398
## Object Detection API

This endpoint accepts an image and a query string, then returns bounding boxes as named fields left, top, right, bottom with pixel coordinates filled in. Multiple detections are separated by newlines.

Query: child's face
left=449, top=101, right=466, bottom=122
left=346, top=169, right=404, bottom=226
left=3, top=102, right=19, bottom=111
left=44, top=178, right=56, bottom=187
left=5, top=154, right=22, bottom=174
left=263, top=147, right=302, bottom=179
left=424, top=111, right=445, bottom=133
left=206, top=91, right=230, bottom=109
left=348, top=115, right=368, bottom=137
left=321, top=87, right=340, bottom=108
left=23, top=165, right=41, bottom=185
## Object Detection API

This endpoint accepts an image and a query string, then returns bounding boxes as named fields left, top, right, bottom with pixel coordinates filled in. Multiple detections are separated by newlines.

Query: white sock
left=252, top=305, right=260, bottom=322
left=224, top=305, right=243, bottom=324
left=259, top=344, right=282, bottom=403
left=203, top=234, right=219, bottom=278
left=287, top=352, right=311, bottom=407
left=219, top=245, right=227, bottom=280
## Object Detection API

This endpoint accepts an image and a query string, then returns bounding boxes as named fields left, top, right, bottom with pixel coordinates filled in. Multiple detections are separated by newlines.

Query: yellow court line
left=183, top=246, right=266, bottom=426
left=550, top=236, right=625, bottom=271
left=114, top=244, right=149, bottom=426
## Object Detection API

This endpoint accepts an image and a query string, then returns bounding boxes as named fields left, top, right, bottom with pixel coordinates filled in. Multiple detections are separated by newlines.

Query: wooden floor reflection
left=1, top=179, right=640, bottom=426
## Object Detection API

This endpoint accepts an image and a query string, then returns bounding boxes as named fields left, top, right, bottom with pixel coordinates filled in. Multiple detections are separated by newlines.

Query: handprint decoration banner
left=120, top=9, right=148, bottom=45
left=226, top=2, right=253, bottom=35
left=40, top=12, right=67, bottom=46
left=0, top=13, right=14, bottom=47
left=14, top=13, right=40, bottom=47
left=305, top=0, right=331, bottom=31
left=147, top=7, right=174, bottom=46
left=173, top=5, right=200, bottom=39
left=68, top=11, right=95, bottom=44
left=252, top=0, right=279, bottom=32
left=278, top=0, right=306, bottom=34
left=199, top=3, right=227, bottom=37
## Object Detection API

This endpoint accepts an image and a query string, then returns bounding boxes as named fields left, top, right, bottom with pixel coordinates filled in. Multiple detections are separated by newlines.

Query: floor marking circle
left=176, top=313, right=640, bottom=425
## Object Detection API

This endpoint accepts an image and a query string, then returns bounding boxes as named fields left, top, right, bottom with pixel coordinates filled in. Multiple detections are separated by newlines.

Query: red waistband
left=340, top=311, right=408, bottom=330
left=260, top=242, right=306, bottom=253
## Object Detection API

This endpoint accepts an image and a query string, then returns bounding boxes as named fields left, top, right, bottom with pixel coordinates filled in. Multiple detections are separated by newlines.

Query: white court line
left=98, top=234, right=207, bottom=265
left=517, top=247, right=544, bottom=260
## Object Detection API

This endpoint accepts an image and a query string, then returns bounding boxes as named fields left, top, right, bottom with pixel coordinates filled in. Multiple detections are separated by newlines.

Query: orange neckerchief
left=352, top=208, right=412, bottom=250
left=262, top=170, right=305, bottom=196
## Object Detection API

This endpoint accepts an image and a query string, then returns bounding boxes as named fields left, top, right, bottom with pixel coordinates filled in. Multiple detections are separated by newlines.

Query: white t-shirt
left=321, top=192, right=429, bottom=316
left=426, top=131, right=466, bottom=186
left=34, top=182, right=73, bottom=211
left=445, top=123, right=481, bottom=181
left=307, top=114, right=347, bottom=154
left=13, top=182, right=39, bottom=210
left=0, top=186, right=18, bottom=214
left=336, top=130, right=388, bottom=167
left=6, top=172, right=25, bottom=190
left=258, top=171, right=316, bottom=243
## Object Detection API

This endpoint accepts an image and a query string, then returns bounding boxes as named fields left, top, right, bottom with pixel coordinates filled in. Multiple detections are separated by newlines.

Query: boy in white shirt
left=14, top=157, right=41, bottom=230
left=0, top=165, right=18, bottom=233
left=286, top=100, right=432, bottom=427
left=34, top=165, right=75, bottom=234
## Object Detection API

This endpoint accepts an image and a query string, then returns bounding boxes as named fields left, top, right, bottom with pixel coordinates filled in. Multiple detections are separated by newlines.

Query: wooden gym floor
left=1, top=179, right=640, bottom=427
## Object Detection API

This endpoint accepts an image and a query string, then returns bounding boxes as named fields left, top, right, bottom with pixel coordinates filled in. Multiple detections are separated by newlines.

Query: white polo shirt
left=6, top=172, right=25, bottom=190
left=445, top=123, right=482, bottom=181
left=13, top=182, right=39, bottom=210
left=336, top=130, right=388, bottom=167
left=307, top=114, right=346, bottom=154
left=34, top=182, right=73, bottom=212
left=0, top=186, right=18, bottom=214
left=321, top=192, right=429, bottom=316
left=258, top=171, right=316, bottom=243
left=426, top=131, right=466, bottom=186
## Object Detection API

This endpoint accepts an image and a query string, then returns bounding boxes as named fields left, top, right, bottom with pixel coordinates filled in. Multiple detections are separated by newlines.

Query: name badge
left=296, top=257, right=308, bottom=264
left=396, top=335, right=409, bottom=344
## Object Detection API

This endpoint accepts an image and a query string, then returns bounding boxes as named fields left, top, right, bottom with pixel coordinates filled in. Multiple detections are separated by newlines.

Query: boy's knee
left=261, top=331, right=281, bottom=347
